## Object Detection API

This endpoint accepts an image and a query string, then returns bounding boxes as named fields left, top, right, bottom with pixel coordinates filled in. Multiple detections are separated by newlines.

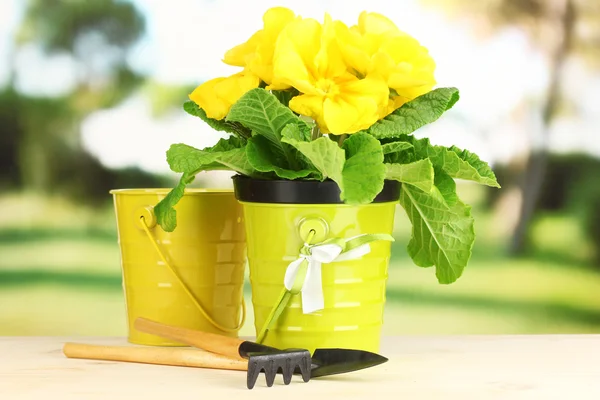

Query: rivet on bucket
left=298, top=217, right=329, bottom=242
left=134, top=206, right=156, bottom=229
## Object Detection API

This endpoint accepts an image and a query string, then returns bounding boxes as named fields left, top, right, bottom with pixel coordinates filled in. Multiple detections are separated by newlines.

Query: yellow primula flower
left=188, top=70, right=260, bottom=120
left=335, top=12, right=400, bottom=77
left=272, top=15, right=389, bottom=134
left=223, top=7, right=297, bottom=88
left=375, top=35, right=436, bottom=110
left=339, top=11, right=436, bottom=115
left=354, top=11, right=401, bottom=39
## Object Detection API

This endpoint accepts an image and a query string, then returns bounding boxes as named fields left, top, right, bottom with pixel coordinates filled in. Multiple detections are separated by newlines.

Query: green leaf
left=383, top=141, right=415, bottom=164
left=424, top=146, right=499, bottom=188
left=390, top=135, right=499, bottom=188
left=226, top=88, right=308, bottom=164
left=445, top=146, right=500, bottom=188
left=367, top=88, right=460, bottom=139
left=212, top=135, right=245, bottom=151
left=281, top=122, right=310, bottom=142
left=246, top=135, right=315, bottom=180
left=166, top=139, right=256, bottom=177
left=385, top=159, right=434, bottom=192
left=433, top=168, right=458, bottom=206
left=281, top=123, right=323, bottom=179
left=280, top=122, right=317, bottom=172
left=381, top=141, right=413, bottom=155
left=154, top=172, right=195, bottom=232
left=213, top=148, right=256, bottom=176
left=155, top=137, right=258, bottom=232
left=166, top=136, right=244, bottom=173
left=272, top=88, right=299, bottom=107
left=399, top=184, right=475, bottom=284
left=167, top=143, right=216, bottom=173
left=282, top=135, right=345, bottom=186
left=183, top=101, right=250, bottom=139
left=341, top=133, right=386, bottom=204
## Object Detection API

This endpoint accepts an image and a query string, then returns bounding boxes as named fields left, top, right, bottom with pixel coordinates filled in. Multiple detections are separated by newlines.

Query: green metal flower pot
left=233, top=176, right=400, bottom=353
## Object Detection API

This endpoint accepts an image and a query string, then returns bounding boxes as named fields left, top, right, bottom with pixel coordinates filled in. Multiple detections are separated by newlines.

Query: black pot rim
left=232, top=175, right=400, bottom=204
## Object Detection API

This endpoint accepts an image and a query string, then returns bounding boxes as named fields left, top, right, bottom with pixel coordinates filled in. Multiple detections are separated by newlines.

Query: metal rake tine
left=298, top=353, right=311, bottom=382
left=265, top=359, right=277, bottom=387
left=282, top=358, right=293, bottom=385
left=247, top=359, right=262, bottom=390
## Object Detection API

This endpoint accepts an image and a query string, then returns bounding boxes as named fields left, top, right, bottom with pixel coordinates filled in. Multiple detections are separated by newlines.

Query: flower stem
left=311, top=125, right=322, bottom=141
left=335, top=134, right=348, bottom=147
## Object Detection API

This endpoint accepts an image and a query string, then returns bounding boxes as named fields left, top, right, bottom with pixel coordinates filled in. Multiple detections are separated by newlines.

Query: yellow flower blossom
left=189, top=70, right=260, bottom=120
left=354, top=11, right=401, bottom=39
left=191, top=9, right=436, bottom=125
left=338, top=12, right=436, bottom=115
left=375, top=35, right=436, bottom=108
left=223, top=7, right=296, bottom=88
left=272, top=15, right=389, bottom=134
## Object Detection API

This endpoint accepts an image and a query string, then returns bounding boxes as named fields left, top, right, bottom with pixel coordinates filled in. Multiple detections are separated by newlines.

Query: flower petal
left=388, top=72, right=435, bottom=91
left=263, top=6, right=296, bottom=33
left=289, top=93, right=327, bottom=131
left=337, top=28, right=371, bottom=77
left=314, top=14, right=348, bottom=79
left=323, top=76, right=388, bottom=133
left=189, top=71, right=259, bottom=120
left=380, top=36, right=426, bottom=63
left=250, top=7, right=297, bottom=84
left=223, top=7, right=296, bottom=84
left=382, top=96, right=408, bottom=118
left=357, top=11, right=401, bottom=36
left=223, top=32, right=262, bottom=67
left=344, top=74, right=389, bottom=107
left=272, top=18, right=322, bottom=93
left=323, top=96, right=370, bottom=134
left=214, top=70, right=260, bottom=105
left=368, top=51, right=396, bottom=80
left=189, top=77, right=230, bottom=120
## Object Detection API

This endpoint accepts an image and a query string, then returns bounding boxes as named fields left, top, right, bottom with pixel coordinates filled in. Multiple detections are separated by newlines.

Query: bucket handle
left=139, top=216, right=246, bottom=334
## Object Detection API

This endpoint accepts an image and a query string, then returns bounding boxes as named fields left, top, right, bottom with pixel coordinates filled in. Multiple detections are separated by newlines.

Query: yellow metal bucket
left=110, top=189, right=246, bottom=346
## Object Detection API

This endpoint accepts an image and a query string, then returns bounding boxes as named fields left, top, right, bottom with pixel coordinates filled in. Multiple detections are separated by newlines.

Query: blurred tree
left=0, top=90, right=20, bottom=191
left=16, top=0, right=145, bottom=109
left=423, top=0, right=600, bottom=255
left=3, top=0, right=149, bottom=196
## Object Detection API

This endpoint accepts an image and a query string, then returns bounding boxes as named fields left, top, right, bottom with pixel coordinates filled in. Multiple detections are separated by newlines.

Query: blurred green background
left=1, top=0, right=599, bottom=337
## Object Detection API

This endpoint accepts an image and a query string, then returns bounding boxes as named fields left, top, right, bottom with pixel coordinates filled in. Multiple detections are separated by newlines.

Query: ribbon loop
left=283, top=257, right=308, bottom=295
left=285, top=233, right=394, bottom=314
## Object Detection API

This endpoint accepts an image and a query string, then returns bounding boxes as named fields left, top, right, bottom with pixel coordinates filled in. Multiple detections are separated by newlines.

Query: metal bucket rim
left=109, top=188, right=234, bottom=196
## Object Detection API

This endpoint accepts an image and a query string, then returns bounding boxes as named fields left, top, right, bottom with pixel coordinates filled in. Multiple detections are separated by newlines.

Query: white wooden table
left=1, top=336, right=599, bottom=399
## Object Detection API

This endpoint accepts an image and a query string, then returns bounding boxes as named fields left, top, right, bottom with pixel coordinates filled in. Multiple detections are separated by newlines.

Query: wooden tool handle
left=134, top=318, right=246, bottom=361
left=63, top=343, right=248, bottom=371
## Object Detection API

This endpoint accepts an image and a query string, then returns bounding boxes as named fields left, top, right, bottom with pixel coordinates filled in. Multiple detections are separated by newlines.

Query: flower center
left=316, top=78, right=339, bottom=97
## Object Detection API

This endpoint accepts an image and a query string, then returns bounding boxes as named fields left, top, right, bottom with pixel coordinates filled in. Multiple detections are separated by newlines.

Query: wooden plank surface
left=1, top=335, right=599, bottom=399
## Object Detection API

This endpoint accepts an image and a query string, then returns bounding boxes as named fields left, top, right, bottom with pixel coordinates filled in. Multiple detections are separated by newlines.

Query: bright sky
left=1, top=0, right=599, bottom=175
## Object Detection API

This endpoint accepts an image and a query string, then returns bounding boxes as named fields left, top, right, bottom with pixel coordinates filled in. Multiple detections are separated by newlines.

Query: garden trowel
left=132, top=317, right=388, bottom=389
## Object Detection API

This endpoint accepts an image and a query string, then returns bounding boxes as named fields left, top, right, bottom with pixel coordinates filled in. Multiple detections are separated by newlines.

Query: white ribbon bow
left=254, top=233, right=394, bottom=343
left=283, top=239, right=372, bottom=314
